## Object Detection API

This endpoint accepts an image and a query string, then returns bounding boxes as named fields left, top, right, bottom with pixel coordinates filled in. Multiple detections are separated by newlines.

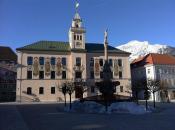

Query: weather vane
left=75, top=0, right=80, bottom=13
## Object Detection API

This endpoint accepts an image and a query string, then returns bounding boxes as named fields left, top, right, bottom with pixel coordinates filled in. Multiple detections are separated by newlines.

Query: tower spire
left=75, top=0, right=79, bottom=13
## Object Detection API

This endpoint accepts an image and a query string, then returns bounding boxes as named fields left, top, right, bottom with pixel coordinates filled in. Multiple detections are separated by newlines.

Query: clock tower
left=69, top=2, right=86, bottom=49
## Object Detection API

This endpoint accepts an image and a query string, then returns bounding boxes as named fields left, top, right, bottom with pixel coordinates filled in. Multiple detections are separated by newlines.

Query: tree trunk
left=64, top=94, right=66, bottom=107
left=105, top=95, right=108, bottom=112
left=153, top=92, right=156, bottom=108
left=69, top=94, right=72, bottom=110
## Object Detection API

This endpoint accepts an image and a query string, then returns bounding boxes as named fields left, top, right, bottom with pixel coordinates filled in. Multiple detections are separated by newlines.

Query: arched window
left=76, top=24, right=79, bottom=28
left=27, top=87, right=32, bottom=95
left=77, top=35, right=79, bottom=40
left=39, top=87, right=44, bottom=94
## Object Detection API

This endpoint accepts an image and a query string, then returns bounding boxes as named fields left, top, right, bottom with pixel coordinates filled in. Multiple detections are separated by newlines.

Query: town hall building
left=16, top=5, right=131, bottom=102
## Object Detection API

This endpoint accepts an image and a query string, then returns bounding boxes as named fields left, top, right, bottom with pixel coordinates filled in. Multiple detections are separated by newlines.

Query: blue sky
left=0, top=0, right=175, bottom=50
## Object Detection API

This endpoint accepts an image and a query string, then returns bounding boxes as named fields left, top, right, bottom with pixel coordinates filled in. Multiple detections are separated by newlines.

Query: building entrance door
left=75, top=86, right=83, bottom=99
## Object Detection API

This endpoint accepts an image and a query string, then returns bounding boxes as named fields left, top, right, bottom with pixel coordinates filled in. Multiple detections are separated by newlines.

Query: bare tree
left=159, top=80, right=169, bottom=102
left=59, top=83, right=68, bottom=107
left=132, top=78, right=147, bottom=105
left=147, top=79, right=161, bottom=108
left=66, top=81, right=75, bottom=109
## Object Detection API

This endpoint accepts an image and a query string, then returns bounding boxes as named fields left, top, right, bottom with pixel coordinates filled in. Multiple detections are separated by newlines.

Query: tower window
left=76, top=57, right=81, bottom=66
left=77, top=35, right=79, bottom=40
left=39, top=87, right=44, bottom=94
left=74, top=35, right=76, bottom=40
left=76, top=24, right=79, bottom=28
left=80, top=35, right=82, bottom=40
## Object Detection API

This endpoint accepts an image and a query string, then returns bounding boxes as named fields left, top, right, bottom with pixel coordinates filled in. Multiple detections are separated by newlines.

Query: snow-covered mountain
left=117, top=40, right=175, bottom=61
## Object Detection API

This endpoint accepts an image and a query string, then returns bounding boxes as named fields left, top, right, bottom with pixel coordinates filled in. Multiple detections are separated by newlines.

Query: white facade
left=132, top=63, right=175, bottom=101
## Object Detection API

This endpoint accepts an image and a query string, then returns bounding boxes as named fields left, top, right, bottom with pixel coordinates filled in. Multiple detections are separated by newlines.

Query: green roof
left=16, top=40, right=130, bottom=55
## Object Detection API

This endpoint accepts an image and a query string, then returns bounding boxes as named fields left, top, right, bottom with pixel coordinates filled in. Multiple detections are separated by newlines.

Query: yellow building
left=16, top=5, right=131, bottom=102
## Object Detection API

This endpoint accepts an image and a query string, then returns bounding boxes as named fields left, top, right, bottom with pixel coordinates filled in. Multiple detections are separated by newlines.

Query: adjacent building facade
left=0, top=46, right=17, bottom=102
left=131, top=53, right=175, bottom=101
left=16, top=8, right=131, bottom=102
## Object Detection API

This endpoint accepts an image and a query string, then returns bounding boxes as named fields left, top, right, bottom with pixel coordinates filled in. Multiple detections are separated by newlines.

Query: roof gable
left=131, top=53, right=175, bottom=67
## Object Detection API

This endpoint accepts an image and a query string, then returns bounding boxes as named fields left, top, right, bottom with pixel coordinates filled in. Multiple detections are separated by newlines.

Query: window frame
left=51, top=87, right=55, bottom=94
left=39, top=57, right=44, bottom=65
left=39, top=87, right=44, bottom=94
left=27, top=57, right=33, bottom=65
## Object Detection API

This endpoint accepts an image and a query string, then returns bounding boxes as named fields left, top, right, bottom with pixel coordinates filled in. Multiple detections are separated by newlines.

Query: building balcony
left=73, top=65, right=85, bottom=72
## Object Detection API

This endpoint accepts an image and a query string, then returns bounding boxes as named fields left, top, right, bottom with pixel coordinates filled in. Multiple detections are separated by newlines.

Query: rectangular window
left=80, top=35, right=82, bottom=40
left=109, top=59, right=113, bottom=66
left=51, top=71, right=55, bottom=79
left=27, top=71, right=32, bottom=79
left=39, top=87, right=44, bottom=94
left=99, top=59, right=103, bottom=66
left=39, top=71, right=44, bottom=79
left=91, top=86, right=95, bottom=93
left=90, top=71, right=94, bottom=79
left=62, top=71, right=66, bottom=79
left=27, top=87, right=32, bottom=95
left=90, top=58, right=94, bottom=66
left=27, top=57, right=33, bottom=65
left=74, top=35, right=76, bottom=40
left=148, top=69, right=150, bottom=74
left=75, top=72, right=82, bottom=79
left=77, top=35, right=79, bottom=40
left=51, top=57, right=55, bottom=65
left=120, top=86, right=123, bottom=92
left=119, top=71, right=122, bottom=79
left=76, top=57, right=81, bottom=66
left=51, top=87, right=55, bottom=94
left=100, top=71, right=103, bottom=79
left=118, top=59, right=122, bottom=67
left=39, top=57, right=44, bottom=65
left=62, top=57, right=67, bottom=66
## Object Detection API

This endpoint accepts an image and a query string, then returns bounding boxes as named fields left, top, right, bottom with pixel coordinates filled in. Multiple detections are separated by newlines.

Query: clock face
left=76, top=42, right=82, bottom=47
